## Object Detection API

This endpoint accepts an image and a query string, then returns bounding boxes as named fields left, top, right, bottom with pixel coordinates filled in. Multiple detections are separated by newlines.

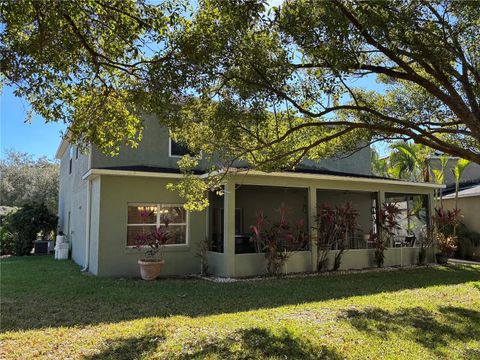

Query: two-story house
left=56, top=116, right=442, bottom=277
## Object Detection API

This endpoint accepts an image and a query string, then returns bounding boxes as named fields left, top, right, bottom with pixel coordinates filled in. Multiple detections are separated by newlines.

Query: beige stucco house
left=56, top=116, right=442, bottom=277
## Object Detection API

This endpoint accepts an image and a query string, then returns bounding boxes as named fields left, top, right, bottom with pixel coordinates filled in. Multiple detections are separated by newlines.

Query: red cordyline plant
left=135, top=209, right=172, bottom=261
left=314, top=201, right=359, bottom=271
left=373, top=202, right=401, bottom=268
left=333, top=202, right=359, bottom=271
left=433, top=207, right=460, bottom=256
left=250, top=203, right=309, bottom=276
left=315, top=203, right=337, bottom=271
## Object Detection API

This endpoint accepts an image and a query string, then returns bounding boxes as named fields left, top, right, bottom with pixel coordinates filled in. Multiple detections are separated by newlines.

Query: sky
left=1, top=85, right=66, bottom=160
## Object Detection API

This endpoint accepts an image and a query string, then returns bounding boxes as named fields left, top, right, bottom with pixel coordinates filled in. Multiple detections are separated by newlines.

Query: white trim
left=55, top=130, right=72, bottom=160
left=126, top=203, right=189, bottom=246
left=81, top=179, right=92, bottom=272
left=82, top=168, right=184, bottom=180
left=201, top=169, right=445, bottom=189
left=443, top=191, right=480, bottom=200
left=82, top=167, right=444, bottom=189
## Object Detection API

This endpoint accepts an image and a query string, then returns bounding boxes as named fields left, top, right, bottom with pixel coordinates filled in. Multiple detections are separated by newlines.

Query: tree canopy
left=0, top=150, right=59, bottom=212
left=2, top=0, right=479, bottom=204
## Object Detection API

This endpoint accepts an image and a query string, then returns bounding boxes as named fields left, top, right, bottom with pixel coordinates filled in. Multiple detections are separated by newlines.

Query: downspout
left=81, top=178, right=92, bottom=272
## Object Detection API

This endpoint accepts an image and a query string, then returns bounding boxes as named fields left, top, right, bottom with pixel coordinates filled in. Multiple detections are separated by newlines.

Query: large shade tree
left=0, top=150, right=59, bottom=212
left=2, top=0, right=479, bottom=207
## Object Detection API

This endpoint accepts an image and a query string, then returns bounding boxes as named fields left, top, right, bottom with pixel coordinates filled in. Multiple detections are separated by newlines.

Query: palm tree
left=452, top=158, right=471, bottom=211
left=387, top=142, right=432, bottom=182
left=371, top=148, right=388, bottom=177
left=431, top=154, right=449, bottom=207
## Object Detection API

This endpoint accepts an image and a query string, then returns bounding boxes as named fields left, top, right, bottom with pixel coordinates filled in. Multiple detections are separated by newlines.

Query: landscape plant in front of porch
left=374, top=202, right=401, bottom=268
left=135, top=209, right=172, bottom=280
left=250, top=203, right=308, bottom=276
left=433, top=207, right=460, bottom=265
left=313, top=201, right=359, bottom=271
left=314, top=203, right=337, bottom=271
left=333, top=202, right=359, bottom=271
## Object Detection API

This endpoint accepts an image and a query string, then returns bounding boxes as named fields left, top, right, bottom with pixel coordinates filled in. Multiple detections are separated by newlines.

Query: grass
left=1, top=257, right=479, bottom=359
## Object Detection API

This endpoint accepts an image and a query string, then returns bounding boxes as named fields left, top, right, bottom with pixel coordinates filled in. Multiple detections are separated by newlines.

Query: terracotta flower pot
left=138, top=259, right=165, bottom=280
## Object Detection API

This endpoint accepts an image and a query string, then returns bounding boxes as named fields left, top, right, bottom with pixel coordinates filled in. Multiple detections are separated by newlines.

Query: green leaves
left=453, top=158, right=471, bottom=183
left=1, top=0, right=180, bottom=153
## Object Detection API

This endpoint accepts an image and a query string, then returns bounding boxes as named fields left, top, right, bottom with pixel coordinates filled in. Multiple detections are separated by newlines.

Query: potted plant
left=136, top=209, right=172, bottom=280
left=435, top=233, right=457, bottom=265
left=433, top=207, right=460, bottom=265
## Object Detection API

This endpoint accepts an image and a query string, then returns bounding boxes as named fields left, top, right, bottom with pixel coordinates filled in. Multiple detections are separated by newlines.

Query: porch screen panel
left=384, top=194, right=429, bottom=247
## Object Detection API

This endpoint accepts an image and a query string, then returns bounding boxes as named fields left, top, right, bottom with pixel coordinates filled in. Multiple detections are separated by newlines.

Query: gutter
left=82, top=167, right=445, bottom=189
left=82, top=168, right=184, bottom=180
left=201, top=169, right=446, bottom=189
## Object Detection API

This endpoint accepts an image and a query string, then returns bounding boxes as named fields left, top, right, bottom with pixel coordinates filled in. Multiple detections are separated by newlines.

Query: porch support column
left=378, top=190, right=386, bottom=245
left=223, top=180, right=236, bottom=277
left=378, top=190, right=386, bottom=205
left=428, top=190, right=436, bottom=262
left=308, top=186, right=318, bottom=272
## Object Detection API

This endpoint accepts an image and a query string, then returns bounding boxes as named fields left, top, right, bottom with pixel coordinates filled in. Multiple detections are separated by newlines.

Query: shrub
left=7, top=202, right=57, bottom=256
left=315, top=203, right=337, bottom=271
left=0, top=224, right=16, bottom=255
left=455, top=223, right=480, bottom=260
left=313, top=201, right=359, bottom=271
left=433, top=207, right=460, bottom=257
left=250, top=203, right=308, bottom=276
left=374, top=202, right=401, bottom=268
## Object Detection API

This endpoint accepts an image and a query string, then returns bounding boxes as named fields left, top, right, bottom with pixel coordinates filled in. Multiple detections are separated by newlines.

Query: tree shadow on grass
left=85, top=331, right=166, bottom=360
left=178, top=327, right=342, bottom=360
left=340, top=305, right=480, bottom=358
left=85, top=327, right=342, bottom=360
left=1, top=257, right=479, bottom=332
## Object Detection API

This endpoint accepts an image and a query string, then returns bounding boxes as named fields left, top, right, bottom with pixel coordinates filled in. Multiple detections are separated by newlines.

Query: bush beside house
left=1, top=202, right=57, bottom=256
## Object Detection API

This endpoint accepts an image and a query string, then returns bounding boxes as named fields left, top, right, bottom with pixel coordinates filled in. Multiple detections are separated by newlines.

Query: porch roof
left=83, top=165, right=444, bottom=189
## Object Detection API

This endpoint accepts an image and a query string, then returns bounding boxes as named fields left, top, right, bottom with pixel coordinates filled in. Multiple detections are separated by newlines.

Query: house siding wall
left=96, top=175, right=207, bottom=277
left=57, top=145, right=91, bottom=267
left=443, top=196, right=480, bottom=233
left=90, top=115, right=372, bottom=175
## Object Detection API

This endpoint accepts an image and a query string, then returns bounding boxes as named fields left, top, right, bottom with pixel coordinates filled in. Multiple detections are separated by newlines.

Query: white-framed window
left=126, top=203, right=188, bottom=246
left=168, top=137, right=196, bottom=158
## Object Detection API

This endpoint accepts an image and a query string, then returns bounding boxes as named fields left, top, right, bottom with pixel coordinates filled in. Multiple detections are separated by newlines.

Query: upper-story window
left=169, top=137, right=196, bottom=158
left=68, top=146, right=74, bottom=174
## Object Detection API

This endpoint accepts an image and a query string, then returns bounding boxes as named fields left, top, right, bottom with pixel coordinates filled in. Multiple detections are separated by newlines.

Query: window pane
left=128, top=205, right=157, bottom=224
left=127, top=226, right=156, bottom=246
left=160, top=206, right=186, bottom=224
left=170, top=140, right=195, bottom=157
left=168, top=225, right=187, bottom=244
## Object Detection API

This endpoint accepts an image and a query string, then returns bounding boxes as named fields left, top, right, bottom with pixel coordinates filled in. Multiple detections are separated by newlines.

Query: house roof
left=443, top=183, right=480, bottom=199
left=443, top=179, right=480, bottom=196
left=55, top=130, right=72, bottom=160
left=83, top=165, right=443, bottom=189
left=96, top=165, right=206, bottom=175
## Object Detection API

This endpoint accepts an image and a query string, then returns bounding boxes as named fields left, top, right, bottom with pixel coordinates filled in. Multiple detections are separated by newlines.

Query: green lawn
left=1, top=257, right=479, bottom=359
